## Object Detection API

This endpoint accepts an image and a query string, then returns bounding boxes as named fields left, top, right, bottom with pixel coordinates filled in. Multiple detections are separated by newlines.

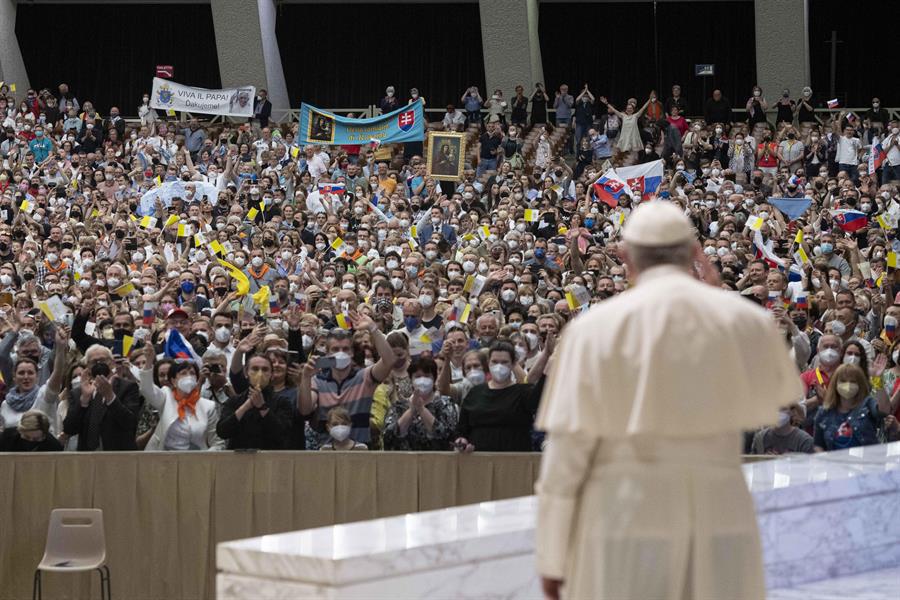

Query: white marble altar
left=217, top=442, right=900, bottom=599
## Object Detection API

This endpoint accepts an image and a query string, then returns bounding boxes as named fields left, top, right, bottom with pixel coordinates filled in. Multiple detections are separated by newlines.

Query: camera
left=90, top=362, right=111, bottom=378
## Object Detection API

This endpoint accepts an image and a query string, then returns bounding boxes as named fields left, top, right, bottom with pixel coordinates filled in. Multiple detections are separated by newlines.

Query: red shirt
left=757, top=142, right=778, bottom=168
left=667, top=115, right=688, bottom=136
left=800, top=367, right=831, bottom=394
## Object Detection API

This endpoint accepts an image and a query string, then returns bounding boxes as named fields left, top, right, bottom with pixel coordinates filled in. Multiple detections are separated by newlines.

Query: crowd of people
left=0, top=78, right=898, bottom=455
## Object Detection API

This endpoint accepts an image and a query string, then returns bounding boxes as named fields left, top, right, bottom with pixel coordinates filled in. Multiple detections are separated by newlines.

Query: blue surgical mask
left=181, top=280, right=195, bottom=294
left=584, top=218, right=595, bottom=229
left=404, top=316, right=420, bottom=331
left=820, top=242, right=833, bottom=254
left=534, top=248, right=546, bottom=260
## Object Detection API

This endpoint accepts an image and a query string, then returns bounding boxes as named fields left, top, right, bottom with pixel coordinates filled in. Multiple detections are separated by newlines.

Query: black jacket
left=253, top=98, right=272, bottom=128
left=63, top=379, right=142, bottom=451
left=216, top=386, right=293, bottom=450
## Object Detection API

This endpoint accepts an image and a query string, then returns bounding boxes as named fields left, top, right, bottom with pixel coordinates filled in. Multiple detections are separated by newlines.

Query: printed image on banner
left=298, top=100, right=425, bottom=145
left=149, top=77, right=255, bottom=118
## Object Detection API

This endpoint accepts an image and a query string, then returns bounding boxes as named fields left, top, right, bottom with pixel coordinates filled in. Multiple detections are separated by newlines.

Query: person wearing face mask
left=383, top=356, right=458, bottom=451
left=243, top=251, right=276, bottom=293
left=36, top=242, right=72, bottom=285
left=393, top=299, right=430, bottom=356
left=454, top=339, right=555, bottom=453
left=535, top=202, right=802, bottom=600
left=881, top=121, right=900, bottom=184
left=299, top=314, right=396, bottom=447
left=813, top=364, right=892, bottom=451
left=138, top=344, right=224, bottom=451
left=800, top=334, right=843, bottom=416
left=320, top=407, right=368, bottom=450
left=219, top=345, right=296, bottom=450
left=749, top=402, right=813, bottom=454
left=416, top=206, right=457, bottom=247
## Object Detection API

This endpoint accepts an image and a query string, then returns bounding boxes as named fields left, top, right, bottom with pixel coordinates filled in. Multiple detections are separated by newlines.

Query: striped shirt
left=312, top=366, right=379, bottom=443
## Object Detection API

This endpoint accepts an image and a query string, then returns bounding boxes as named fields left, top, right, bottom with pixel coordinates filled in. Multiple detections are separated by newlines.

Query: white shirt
left=305, top=154, right=328, bottom=180
left=883, top=133, right=900, bottom=166
left=836, top=135, right=861, bottom=164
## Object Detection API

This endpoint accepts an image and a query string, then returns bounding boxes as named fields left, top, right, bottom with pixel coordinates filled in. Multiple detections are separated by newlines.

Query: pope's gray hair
left=626, top=241, right=694, bottom=272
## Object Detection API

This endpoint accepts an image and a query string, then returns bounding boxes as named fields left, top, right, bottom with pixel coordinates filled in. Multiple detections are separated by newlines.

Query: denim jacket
left=813, top=396, right=883, bottom=451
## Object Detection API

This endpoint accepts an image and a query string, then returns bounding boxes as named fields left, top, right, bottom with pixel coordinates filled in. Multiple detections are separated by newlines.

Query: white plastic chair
left=33, top=509, right=111, bottom=600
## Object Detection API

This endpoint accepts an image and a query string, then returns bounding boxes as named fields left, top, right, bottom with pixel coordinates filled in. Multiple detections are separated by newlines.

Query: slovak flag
left=832, top=209, right=868, bottom=233
left=318, top=182, right=345, bottom=195
left=869, top=141, right=886, bottom=175
left=164, top=329, right=201, bottom=361
left=592, top=175, right=628, bottom=208
left=398, top=110, right=416, bottom=132
left=593, top=160, right=664, bottom=207
left=795, top=293, right=809, bottom=310
left=752, top=229, right=785, bottom=269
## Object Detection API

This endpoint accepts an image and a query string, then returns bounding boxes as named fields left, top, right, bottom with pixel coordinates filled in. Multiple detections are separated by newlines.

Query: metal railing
left=126, top=105, right=900, bottom=128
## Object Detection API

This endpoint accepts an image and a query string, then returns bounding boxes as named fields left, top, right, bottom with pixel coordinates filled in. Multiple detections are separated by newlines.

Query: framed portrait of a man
left=426, top=131, right=466, bottom=181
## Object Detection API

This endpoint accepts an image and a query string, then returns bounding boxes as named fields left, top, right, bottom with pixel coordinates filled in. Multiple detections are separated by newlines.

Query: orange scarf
left=174, top=387, right=200, bottom=420
left=248, top=264, right=269, bottom=279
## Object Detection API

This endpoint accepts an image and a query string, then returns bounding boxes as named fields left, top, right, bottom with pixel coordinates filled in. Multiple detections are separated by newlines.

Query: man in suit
left=63, top=344, right=143, bottom=451
left=417, top=206, right=457, bottom=247
left=253, top=89, right=272, bottom=129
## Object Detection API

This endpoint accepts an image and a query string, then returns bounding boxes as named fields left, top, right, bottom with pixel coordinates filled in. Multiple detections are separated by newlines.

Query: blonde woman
left=813, top=364, right=892, bottom=451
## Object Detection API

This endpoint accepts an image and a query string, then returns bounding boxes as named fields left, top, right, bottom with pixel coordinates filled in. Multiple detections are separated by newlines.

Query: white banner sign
left=149, top=77, right=255, bottom=117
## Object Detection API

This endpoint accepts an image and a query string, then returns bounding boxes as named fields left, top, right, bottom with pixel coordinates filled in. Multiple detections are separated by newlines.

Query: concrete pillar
left=479, top=0, right=544, bottom=98
left=0, top=0, right=30, bottom=95
left=754, top=0, right=809, bottom=100
left=210, top=0, right=290, bottom=120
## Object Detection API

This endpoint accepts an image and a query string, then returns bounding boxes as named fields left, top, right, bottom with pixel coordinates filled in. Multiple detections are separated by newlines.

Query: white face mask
left=466, top=369, right=485, bottom=385
left=412, top=376, right=434, bottom=395
left=489, top=363, right=511, bottom=382
left=830, top=320, right=846, bottom=336
left=777, top=410, right=791, bottom=428
left=419, top=294, right=433, bottom=308
left=500, top=289, right=517, bottom=302
left=251, top=256, right=264, bottom=268
left=332, top=351, right=351, bottom=370
left=215, top=327, right=231, bottom=343
left=330, top=424, right=351, bottom=441
left=842, top=354, right=860, bottom=366
left=176, top=375, right=198, bottom=394
left=462, top=260, right=476, bottom=273
left=106, top=277, right=121, bottom=289
left=818, top=347, right=840, bottom=366
left=519, top=295, right=533, bottom=307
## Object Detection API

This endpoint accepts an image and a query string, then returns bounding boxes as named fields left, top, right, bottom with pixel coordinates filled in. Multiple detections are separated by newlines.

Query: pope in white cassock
left=535, top=201, right=803, bottom=600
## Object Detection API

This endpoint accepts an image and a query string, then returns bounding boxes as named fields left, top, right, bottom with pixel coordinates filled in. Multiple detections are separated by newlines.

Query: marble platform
left=217, top=442, right=900, bottom=599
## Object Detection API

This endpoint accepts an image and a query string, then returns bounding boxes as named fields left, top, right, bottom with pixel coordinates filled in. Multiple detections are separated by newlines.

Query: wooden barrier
left=0, top=452, right=542, bottom=600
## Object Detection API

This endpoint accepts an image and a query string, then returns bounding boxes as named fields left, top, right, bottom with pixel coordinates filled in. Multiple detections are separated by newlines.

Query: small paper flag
left=138, top=216, right=157, bottom=229
left=409, top=225, right=417, bottom=238
left=176, top=224, right=192, bottom=238
left=122, top=335, right=134, bottom=357
left=794, top=230, right=803, bottom=244
left=247, top=207, right=259, bottom=220
left=524, top=209, right=539, bottom=222
left=112, top=282, right=136, bottom=297
left=565, top=291, right=577, bottom=311
left=794, top=247, right=809, bottom=265
left=877, top=215, right=891, bottom=230
left=209, top=240, right=225, bottom=256
left=746, top=215, right=764, bottom=231
left=164, top=214, right=179, bottom=227
left=888, top=252, right=898, bottom=268
left=459, top=303, right=472, bottom=324
left=19, top=199, right=33, bottom=214
left=9, top=84, right=16, bottom=93
left=335, top=313, right=351, bottom=330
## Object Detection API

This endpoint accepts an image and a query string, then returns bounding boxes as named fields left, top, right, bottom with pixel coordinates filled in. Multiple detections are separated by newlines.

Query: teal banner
left=298, top=100, right=425, bottom=145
